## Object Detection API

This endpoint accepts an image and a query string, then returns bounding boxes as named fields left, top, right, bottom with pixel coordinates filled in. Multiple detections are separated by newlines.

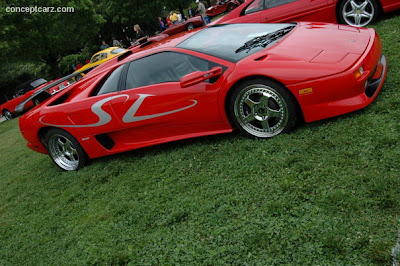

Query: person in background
left=170, top=11, right=178, bottom=24
left=196, top=0, right=208, bottom=25
left=123, top=36, right=132, bottom=48
left=112, top=37, right=123, bottom=48
left=187, top=6, right=195, bottom=17
left=158, top=17, right=166, bottom=31
left=100, top=40, right=109, bottom=50
left=133, top=24, right=147, bottom=45
left=166, top=16, right=172, bottom=27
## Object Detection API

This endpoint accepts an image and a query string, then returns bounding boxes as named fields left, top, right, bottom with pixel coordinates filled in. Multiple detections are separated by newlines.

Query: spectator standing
left=166, top=16, right=172, bottom=26
left=170, top=11, right=178, bottom=24
left=112, top=37, right=123, bottom=48
left=187, top=6, right=195, bottom=17
left=100, top=40, right=109, bottom=50
left=196, top=0, right=208, bottom=25
left=133, top=24, right=147, bottom=45
left=158, top=17, right=166, bottom=31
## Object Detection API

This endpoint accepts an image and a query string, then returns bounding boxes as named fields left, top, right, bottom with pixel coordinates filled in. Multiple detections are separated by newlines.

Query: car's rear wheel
left=3, top=109, right=13, bottom=120
left=227, top=3, right=236, bottom=12
left=45, top=129, right=87, bottom=171
left=229, top=79, right=297, bottom=138
left=186, top=23, right=195, bottom=31
left=75, top=73, right=83, bottom=81
left=338, top=0, right=379, bottom=27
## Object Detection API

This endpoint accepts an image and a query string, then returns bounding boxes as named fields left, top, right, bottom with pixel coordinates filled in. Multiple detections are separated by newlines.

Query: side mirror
left=180, top=66, right=222, bottom=88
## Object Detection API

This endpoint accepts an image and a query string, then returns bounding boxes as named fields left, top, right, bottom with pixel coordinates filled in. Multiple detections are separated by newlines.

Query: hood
left=239, top=22, right=373, bottom=83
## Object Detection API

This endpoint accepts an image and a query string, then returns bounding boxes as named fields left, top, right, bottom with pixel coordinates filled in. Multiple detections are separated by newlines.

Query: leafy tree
left=0, top=0, right=105, bottom=77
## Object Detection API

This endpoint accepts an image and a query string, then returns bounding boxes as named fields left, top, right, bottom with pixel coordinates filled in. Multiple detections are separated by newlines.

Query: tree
left=0, top=0, right=105, bottom=78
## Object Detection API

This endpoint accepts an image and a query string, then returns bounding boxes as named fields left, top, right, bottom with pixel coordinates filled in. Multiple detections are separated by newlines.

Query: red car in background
left=0, top=78, right=70, bottom=120
left=213, top=0, right=400, bottom=27
left=0, top=78, right=48, bottom=120
left=161, top=16, right=204, bottom=36
left=19, top=22, right=387, bottom=171
left=206, top=0, right=243, bottom=18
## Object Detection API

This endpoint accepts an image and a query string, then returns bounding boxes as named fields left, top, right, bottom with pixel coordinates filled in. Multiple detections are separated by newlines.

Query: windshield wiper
left=235, top=25, right=295, bottom=54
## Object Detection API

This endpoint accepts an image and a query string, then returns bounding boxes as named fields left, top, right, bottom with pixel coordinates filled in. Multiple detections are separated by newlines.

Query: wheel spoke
left=260, top=120, right=270, bottom=130
left=259, top=94, right=270, bottom=106
left=345, top=11, right=355, bottom=18
left=350, top=0, right=358, bottom=11
left=359, top=1, right=368, bottom=11
left=269, top=109, right=281, bottom=118
left=355, top=14, right=362, bottom=25
left=361, top=10, right=372, bottom=19
left=57, top=139, right=65, bottom=149
left=244, top=114, right=256, bottom=123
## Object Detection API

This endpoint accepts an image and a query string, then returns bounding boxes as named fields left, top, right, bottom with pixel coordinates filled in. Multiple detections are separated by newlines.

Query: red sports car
left=0, top=78, right=68, bottom=120
left=19, top=22, right=387, bottom=170
left=161, top=16, right=204, bottom=36
left=206, top=0, right=243, bottom=18
left=213, top=0, right=400, bottom=27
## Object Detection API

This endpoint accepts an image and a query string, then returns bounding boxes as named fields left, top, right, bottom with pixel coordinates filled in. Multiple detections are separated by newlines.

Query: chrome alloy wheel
left=3, top=110, right=13, bottom=120
left=341, top=0, right=375, bottom=27
left=234, top=85, right=288, bottom=138
left=48, top=133, right=80, bottom=171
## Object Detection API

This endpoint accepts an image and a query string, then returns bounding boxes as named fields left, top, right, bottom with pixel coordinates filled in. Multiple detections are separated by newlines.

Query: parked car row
left=6, top=0, right=399, bottom=170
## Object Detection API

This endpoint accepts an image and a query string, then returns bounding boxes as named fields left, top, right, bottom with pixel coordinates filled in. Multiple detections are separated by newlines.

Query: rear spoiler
left=15, top=66, right=95, bottom=115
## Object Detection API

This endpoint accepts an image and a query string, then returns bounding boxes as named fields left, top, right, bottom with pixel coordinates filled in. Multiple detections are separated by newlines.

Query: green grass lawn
left=1, top=14, right=400, bottom=265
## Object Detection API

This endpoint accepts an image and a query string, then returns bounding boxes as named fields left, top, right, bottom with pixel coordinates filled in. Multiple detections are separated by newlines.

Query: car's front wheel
left=338, top=0, right=379, bottom=27
left=45, top=129, right=87, bottom=171
left=3, top=109, right=13, bottom=120
left=229, top=79, right=297, bottom=138
left=186, top=23, right=195, bottom=31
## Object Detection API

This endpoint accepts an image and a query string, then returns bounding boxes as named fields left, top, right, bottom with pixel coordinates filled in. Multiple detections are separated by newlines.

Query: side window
left=245, top=0, right=265, bottom=14
left=125, top=52, right=221, bottom=89
left=90, top=54, right=101, bottom=63
left=264, top=0, right=298, bottom=9
left=93, top=64, right=125, bottom=96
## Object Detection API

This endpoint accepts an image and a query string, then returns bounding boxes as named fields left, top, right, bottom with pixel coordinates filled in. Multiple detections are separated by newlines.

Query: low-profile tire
left=3, top=109, right=13, bottom=120
left=75, top=73, right=83, bottom=81
left=186, top=23, right=195, bottom=31
left=226, top=3, right=236, bottom=12
left=228, top=79, right=297, bottom=139
left=44, top=128, right=87, bottom=171
left=337, top=0, right=379, bottom=27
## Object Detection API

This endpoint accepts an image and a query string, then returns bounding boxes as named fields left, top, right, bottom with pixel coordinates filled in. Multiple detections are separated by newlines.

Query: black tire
left=228, top=79, right=297, bottom=139
left=186, top=22, right=195, bottom=31
left=337, top=0, right=379, bottom=27
left=3, top=109, right=13, bottom=120
left=75, top=73, right=83, bottom=81
left=44, top=128, right=87, bottom=171
left=226, top=3, right=236, bottom=12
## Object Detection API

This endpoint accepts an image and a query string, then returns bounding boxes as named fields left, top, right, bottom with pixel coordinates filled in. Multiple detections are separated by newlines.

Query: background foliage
left=0, top=0, right=214, bottom=103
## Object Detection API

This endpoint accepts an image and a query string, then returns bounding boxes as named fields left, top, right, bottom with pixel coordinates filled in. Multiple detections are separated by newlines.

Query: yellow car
left=74, top=47, right=127, bottom=80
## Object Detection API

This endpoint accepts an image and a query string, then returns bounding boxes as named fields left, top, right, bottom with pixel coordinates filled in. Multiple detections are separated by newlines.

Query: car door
left=243, top=0, right=332, bottom=23
left=109, top=51, right=229, bottom=144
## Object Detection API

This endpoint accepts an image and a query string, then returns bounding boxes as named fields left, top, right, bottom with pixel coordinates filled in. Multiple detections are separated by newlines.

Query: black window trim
left=91, top=63, right=129, bottom=96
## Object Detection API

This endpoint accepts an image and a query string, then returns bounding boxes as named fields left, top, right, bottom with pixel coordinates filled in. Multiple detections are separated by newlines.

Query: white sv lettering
left=40, top=94, right=197, bottom=128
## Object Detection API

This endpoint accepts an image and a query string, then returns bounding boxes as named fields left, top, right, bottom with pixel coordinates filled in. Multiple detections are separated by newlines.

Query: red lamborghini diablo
left=19, top=22, right=387, bottom=170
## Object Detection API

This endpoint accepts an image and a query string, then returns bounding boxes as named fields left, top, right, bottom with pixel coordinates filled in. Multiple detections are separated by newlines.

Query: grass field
left=1, top=14, right=400, bottom=265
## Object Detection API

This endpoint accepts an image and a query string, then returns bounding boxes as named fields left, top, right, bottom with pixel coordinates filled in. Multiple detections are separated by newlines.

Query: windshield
left=177, top=23, right=296, bottom=62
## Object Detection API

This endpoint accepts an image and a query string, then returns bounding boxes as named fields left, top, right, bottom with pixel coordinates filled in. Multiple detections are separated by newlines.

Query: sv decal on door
left=39, top=94, right=197, bottom=128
